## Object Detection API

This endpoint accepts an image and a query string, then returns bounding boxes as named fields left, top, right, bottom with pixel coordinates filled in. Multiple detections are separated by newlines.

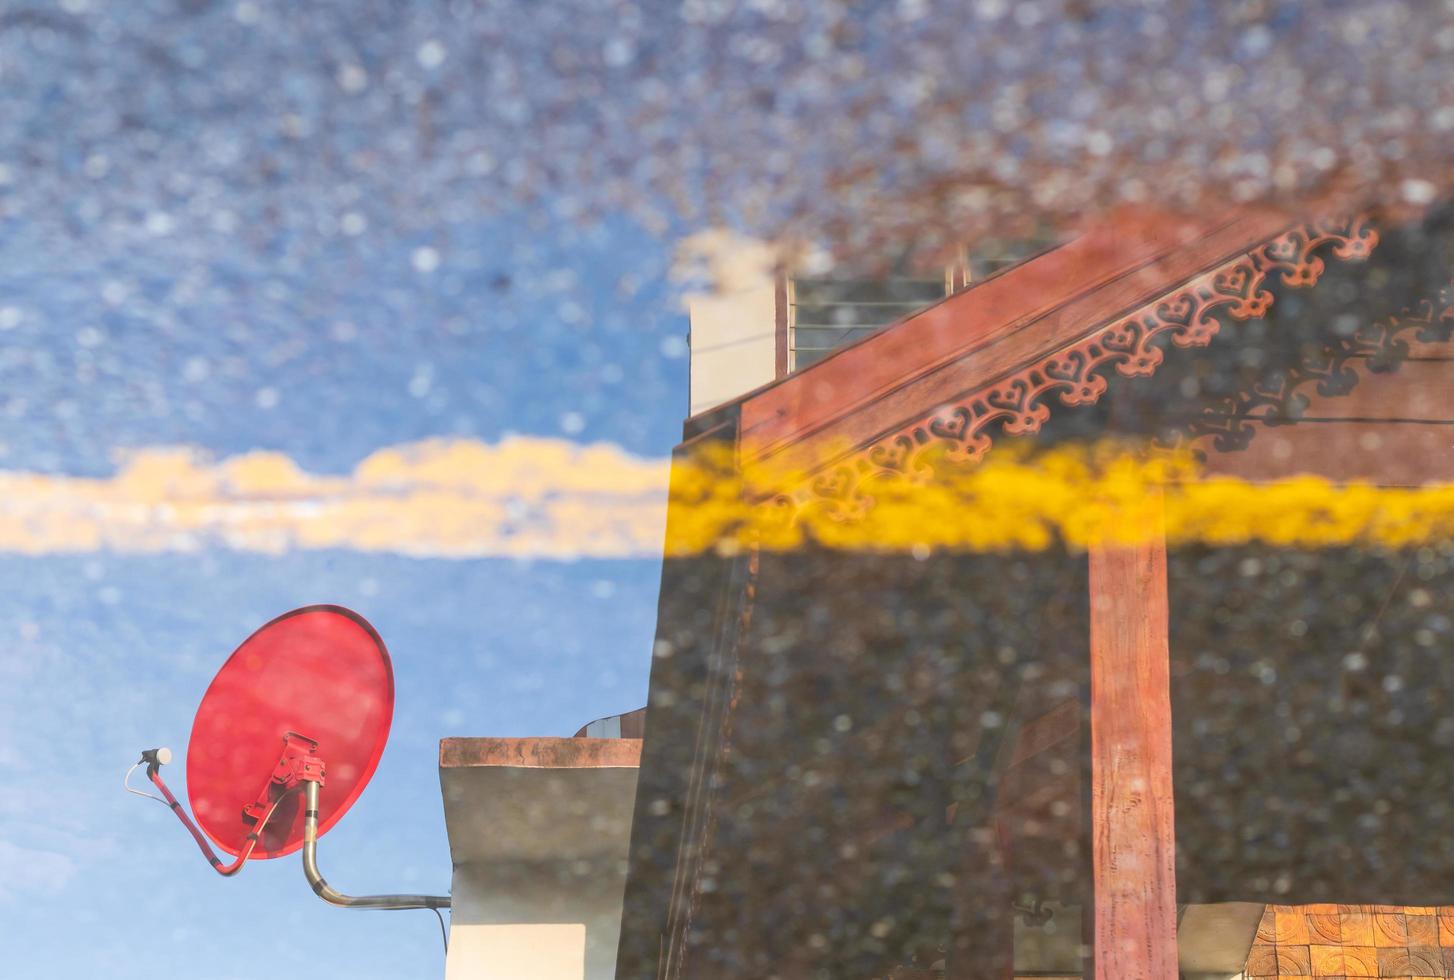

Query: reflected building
left=444, top=204, right=1454, bottom=980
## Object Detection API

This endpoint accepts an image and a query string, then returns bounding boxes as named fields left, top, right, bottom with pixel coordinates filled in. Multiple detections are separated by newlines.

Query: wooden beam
left=1199, top=420, right=1454, bottom=486
left=739, top=208, right=1295, bottom=460
left=1089, top=500, right=1178, bottom=980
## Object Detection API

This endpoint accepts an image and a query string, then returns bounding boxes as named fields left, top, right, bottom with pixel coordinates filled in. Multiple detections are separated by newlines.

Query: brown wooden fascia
left=735, top=214, right=1377, bottom=523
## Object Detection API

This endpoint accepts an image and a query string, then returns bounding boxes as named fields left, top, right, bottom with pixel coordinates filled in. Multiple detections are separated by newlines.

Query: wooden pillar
left=1088, top=500, right=1178, bottom=980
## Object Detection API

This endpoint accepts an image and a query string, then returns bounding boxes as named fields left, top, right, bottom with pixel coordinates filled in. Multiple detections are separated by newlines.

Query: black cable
left=431, top=907, right=448, bottom=953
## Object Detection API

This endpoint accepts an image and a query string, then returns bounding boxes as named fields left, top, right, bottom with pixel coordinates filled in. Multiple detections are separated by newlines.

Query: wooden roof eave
left=718, top=209, right=1377, bottom=513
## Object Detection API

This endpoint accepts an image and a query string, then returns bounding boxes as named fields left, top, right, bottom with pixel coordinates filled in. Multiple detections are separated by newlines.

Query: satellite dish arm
left=127, top=740, right=449, bottom=907
left=137, top=754, right=285, bottom=877
left=300, top=779, right=451, bottom=910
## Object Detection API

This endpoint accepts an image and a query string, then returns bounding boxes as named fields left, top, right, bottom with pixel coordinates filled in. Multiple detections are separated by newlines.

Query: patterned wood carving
left=1183, top=278, right=1454, bottom=454
left=765, top=217, right=1377, bottom=525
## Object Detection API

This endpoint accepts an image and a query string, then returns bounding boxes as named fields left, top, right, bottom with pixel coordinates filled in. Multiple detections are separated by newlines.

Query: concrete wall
left=439, top=738, right=641, bottom=980
left=447, top=855, right=630, bottom=980
left=678, top=231, right=780, bottom=417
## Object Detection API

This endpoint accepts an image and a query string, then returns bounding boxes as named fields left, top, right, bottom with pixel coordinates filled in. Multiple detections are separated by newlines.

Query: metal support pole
left=300, top=779, right=451, bottom=910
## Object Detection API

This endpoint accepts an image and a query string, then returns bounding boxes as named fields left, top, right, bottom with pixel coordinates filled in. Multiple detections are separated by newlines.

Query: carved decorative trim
left=767, top=217, right=1378, bottom=525
left=1182, top=279, right=1454, bottom=455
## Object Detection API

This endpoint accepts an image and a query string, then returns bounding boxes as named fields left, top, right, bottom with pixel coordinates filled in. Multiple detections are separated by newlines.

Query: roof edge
left=439, top=736, right=642, bottom=770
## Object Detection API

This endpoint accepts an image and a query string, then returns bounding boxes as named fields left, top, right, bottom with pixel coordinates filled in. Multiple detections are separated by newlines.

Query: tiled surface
left=1246, top=904, right=1454, bottom=979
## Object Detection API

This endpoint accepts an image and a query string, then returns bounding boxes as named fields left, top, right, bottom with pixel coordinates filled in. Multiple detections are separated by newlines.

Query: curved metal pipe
left=300, top=779, right=451, bottom=910
left=146, top=766, right=282, bottom=877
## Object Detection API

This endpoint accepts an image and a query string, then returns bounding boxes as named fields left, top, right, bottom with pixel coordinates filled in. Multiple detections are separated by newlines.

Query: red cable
left=148, top=769, right=288, bottom=877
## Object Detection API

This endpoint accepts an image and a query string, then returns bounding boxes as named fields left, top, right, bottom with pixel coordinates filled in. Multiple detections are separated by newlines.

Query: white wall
left=677, top=230, right=780, bottom=417
left=439, top=751, right=640, bottom=980
left=446, top=855, right=629, bottom=980
left=447, top=923, right=585, bottom=980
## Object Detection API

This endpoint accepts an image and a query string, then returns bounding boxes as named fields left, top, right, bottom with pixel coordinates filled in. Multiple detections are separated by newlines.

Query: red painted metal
left=149, top=767, right=288, bottom=875
left=186, top=605, right=394, bottom=859
left=241, top=731, right=326, bottom=823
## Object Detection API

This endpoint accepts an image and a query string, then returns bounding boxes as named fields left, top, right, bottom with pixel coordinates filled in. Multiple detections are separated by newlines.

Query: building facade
left=616, top=205, right=1454, bottom=980
left=445, top=203, right=1454, bottom=980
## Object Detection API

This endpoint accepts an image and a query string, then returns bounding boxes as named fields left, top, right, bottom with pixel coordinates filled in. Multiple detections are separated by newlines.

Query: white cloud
left=0, top=437, right=671, bottom=560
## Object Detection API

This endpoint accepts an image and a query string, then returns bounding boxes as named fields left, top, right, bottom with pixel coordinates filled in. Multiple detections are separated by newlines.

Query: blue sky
left=0, top=213, right=685, bottom=978
left=0, top=210, right=688, bottom=475
left=2, top=550, right=667, bottom=978
left=0, top=6, right=694, bottom=970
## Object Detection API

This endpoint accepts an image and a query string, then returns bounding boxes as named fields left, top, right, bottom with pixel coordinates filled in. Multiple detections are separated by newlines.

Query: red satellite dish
left=127, top=604, right=447, bottom=912
left=186, top=605, right=393, bottom=859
